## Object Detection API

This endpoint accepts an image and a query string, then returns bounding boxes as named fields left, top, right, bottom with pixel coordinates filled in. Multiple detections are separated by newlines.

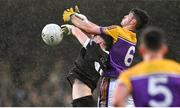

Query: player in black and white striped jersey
left=61, top=24, right=113, bottom=107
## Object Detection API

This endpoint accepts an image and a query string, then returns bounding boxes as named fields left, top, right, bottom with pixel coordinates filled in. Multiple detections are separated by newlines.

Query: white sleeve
left=94, top=62, right=103, bottom=76
left=83, top=38, right=91, bottom=49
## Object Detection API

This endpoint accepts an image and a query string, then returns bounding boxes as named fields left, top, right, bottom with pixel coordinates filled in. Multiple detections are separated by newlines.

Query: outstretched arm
left=71, top=14, right=101, bottom=34
left=71, top=26, right=90, bottom=47
left=71, top=14, right=121, bottom=42
left=62, top=8, right=103, bottom=35
left=61, top=24, right=90, bottom=47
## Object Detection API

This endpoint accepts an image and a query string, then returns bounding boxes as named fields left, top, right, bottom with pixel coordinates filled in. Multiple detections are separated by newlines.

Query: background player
left=62, top=7, right=149, bottom=106
left=61, top=24, right=113, bottom=106
left=113, top=27, right=180, bottom=107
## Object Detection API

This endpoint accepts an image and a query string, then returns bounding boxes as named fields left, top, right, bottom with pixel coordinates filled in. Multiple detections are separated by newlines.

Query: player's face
left=93, top=35, right=106, bottom=50
left=121, top=12, right=135, bottom=26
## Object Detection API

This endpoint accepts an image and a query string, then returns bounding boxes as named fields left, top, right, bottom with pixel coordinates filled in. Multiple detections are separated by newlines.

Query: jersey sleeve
left=83, top=38, right=91, bottom=49
left=100, top=25, right=137, bottom=44
left=117, top=71, right=132, bottom=93
left=100, top=25, right=122, bottom=42
left=85, top=41, right=104, bottom=61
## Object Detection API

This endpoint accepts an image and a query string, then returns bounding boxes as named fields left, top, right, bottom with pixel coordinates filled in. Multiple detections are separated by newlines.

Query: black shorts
left=67, top=62, right=100, bottom=92
left=67, top=42, right=108, bottom=92
left=72, top=95, right=97, bottom=107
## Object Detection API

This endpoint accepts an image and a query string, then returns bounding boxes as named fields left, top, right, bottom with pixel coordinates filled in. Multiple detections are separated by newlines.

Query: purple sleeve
left=100, top=27, right=105, bottom=34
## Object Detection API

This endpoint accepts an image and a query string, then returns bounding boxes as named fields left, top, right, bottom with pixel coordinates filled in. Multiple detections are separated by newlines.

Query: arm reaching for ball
left=71, top=14, right=101, bottom=34
left=62, top=8, right=101, bottom=35
left=61, top=24, right=90, bottom=47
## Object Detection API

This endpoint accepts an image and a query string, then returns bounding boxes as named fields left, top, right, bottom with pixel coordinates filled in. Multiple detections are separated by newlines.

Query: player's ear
left=131, top=19, right=137, bottom=26
left=139, top=45, right=145, bottom=56
left=162, top=44, right=168, bottom=56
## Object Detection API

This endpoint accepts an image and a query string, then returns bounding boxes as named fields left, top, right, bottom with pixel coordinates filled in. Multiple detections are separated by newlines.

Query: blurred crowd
left=0, top=61, right=72, bottom=107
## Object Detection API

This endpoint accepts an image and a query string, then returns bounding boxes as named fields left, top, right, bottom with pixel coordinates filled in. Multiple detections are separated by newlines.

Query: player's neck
left=143, top=53, right=164, bottom=62
left=122, top=25, right=135, bottom=32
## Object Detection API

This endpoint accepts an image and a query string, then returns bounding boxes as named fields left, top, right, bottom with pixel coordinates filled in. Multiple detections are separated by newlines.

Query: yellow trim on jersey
left=103, top=26, right=137, bottom=44
left=118, top=59, right=180, bottom=93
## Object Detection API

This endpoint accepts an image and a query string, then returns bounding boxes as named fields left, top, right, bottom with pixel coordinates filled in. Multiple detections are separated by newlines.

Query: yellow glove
left=63, top=8, right=76, bottom=22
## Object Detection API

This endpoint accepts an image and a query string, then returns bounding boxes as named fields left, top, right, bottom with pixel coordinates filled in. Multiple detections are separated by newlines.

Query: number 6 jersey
left=118, top=59, right=180, bottom=107
left=100, top=25, right=137, bottom=78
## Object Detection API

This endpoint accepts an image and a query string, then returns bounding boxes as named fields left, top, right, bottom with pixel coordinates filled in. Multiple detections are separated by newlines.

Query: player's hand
left=74, top=5, right=88, bottom=22
left=63, top=7, right=88, bottom=23
left=61, top=24, right=74, bottom=35
left=63, top=8, right=76, bottom=22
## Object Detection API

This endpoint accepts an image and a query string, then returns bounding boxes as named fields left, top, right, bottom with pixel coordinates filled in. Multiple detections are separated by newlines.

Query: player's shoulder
left=162, top=59, right=179, bottom=65
left=148, top=59, right=180, bottom=71
left=104, top=25, right=135, bottom=35
left=120, top=61, right=145, bottom=78
left=160, top=59, right=180, bottom=71
left=105, top=25, right=121, bottom=30
left=122, top=59, right=180, bottom=78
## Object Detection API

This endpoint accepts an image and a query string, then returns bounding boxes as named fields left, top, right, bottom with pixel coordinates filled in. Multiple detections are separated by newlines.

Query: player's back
left=119, top=59, right=180, bottom=107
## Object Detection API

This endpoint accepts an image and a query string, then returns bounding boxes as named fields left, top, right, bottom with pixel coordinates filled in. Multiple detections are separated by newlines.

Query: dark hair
left=100, top=34, right=113, bottom=51
left=140, top=26, right=167, bottom=51
left=131, top=8, right=149, bottom=29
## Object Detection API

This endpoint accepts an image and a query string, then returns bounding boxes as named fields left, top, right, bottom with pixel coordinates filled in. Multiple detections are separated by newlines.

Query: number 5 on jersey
left=148, top=76, right=173, bottom=106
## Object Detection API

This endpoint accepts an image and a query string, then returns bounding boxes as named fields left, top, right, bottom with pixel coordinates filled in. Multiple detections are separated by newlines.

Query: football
left=42, top=23, right=63, bottom=46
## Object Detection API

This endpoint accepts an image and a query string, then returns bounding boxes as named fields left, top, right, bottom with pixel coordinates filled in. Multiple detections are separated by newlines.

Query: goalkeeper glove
left=63, top=8, right=88, bottom=23
left=63, top=8, right=76, bottom=22
left=61, top=24, right=74, bottom=35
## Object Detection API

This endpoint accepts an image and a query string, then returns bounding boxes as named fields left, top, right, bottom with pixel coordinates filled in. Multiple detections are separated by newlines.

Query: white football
left=42, top=23, right=63, bottom=46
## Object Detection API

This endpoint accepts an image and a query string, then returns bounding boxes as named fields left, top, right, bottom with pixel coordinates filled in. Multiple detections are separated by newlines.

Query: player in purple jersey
left=62, top=7, right=149, bottom=106
left=113, top=27, right=180, bottom=107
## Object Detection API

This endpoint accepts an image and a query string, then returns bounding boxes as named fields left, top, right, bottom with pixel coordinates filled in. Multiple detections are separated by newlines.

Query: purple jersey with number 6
left=103, top=37, right=136, bottom=78
left=100, top=25, right=137, bottom=78
left=118, top=59, right=180, bottom=107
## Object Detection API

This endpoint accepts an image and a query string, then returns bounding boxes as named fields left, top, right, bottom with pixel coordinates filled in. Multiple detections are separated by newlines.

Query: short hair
left=130, top=8, right=149, bottom=29
left=140, top=26, right=167, bottom=51
left=100, top=34, right=113, bottom=51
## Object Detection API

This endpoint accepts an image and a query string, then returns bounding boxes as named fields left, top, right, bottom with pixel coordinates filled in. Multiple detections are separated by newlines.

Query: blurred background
left=0, top=0, right=179, bottom=106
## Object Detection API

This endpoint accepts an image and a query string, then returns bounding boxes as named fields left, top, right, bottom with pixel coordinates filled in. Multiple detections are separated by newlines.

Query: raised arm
left=61, top=24, right=90, bottom=47
left=62, top=8, right=101, bottom=35
left=70, top=14, right=101, bottom=34
left=71, top=26, right=90, bottom=47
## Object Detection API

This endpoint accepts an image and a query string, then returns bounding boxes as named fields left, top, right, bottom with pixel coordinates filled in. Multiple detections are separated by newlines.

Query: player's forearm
left=71, top=26, right=89, bottom=46
left=112, top=90, right=125, bottom=106
left=112, top=84, right=128, bottom=107
left=113, top=99, right=125, bottom=107
left=71, top=15, right=101, bottom=34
